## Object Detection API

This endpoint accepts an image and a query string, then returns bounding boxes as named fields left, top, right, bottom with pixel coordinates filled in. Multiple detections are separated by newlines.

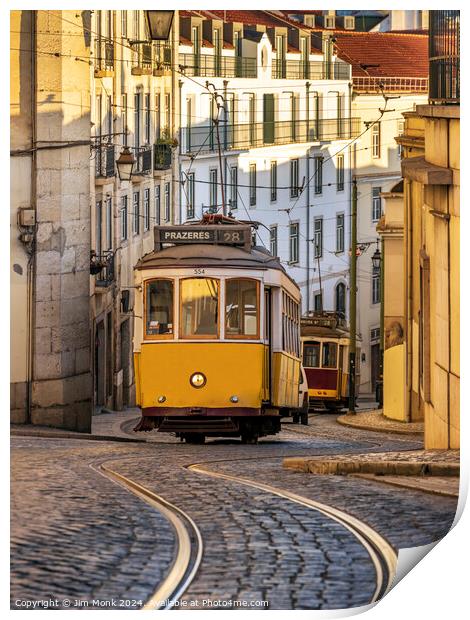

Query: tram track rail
left=90, top=461, right=203, bottom=610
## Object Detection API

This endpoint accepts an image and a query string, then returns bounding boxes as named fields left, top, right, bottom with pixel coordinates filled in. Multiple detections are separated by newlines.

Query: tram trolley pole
left=348, top=178, right=358, bottom=414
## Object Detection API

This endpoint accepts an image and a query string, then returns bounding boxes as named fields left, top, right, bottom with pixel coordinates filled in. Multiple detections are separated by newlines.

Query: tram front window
left=322, top=342, right=338, bottom=368
left=181, top=278, right=219, bottom=338
left=303, top=342, right=320, bottom=368
left=145, top=279, right=173, bottom=337
left=225, top=279, right=259, bottom=338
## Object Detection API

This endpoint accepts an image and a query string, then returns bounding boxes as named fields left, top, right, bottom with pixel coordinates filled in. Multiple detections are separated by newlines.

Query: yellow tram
left=301, top=312, right=360, bottom=411
left=132, top=215, right=302, bottom=443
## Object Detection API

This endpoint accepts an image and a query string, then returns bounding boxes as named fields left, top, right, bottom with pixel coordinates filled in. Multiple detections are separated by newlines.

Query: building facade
left=89, top=10, right=179, bottom=411
left=11, top=11, right=93, bottom=430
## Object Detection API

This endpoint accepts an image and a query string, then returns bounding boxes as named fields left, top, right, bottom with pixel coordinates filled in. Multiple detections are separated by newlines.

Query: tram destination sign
left=154, top=225, right=252, bottom=251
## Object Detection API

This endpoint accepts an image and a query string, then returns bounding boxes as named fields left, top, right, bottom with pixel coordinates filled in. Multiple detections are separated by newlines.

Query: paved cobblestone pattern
left=11, top=413, right=458, bottom=610
left=337, top=410, right=424, bottom=434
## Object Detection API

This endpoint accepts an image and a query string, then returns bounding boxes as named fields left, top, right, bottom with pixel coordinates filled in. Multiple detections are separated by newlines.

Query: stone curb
left=10, top=427, right=145, bottom=443
left=336, top=414, right=424, bottom=435
left=282, top=457, right=460, bottom=476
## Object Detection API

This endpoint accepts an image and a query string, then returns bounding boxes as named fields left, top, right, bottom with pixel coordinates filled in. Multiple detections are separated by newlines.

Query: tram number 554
left=194, top=268, right=205, bottom=275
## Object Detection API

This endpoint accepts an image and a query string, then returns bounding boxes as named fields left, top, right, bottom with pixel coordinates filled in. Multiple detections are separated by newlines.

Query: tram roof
left=136, top=243, right=296, bottom=281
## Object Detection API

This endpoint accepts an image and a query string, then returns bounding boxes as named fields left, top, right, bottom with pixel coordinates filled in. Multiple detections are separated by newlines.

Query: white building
left=335, top=30, right=429, bottom=395
left=178, top=10, right=359, bottom=316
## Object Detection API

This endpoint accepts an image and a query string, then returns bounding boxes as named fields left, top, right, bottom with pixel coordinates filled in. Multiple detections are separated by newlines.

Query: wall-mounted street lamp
left=116, top=146, right=135, bottom=182
left=145, top=11, right=175, bottom=40
left=371, top=243, right=381, bottom=274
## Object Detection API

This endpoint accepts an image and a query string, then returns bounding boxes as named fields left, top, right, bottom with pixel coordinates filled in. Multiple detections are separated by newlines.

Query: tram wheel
left=241, top=435, right=258, bottom=445
left=292, top=413, right=300, bottom=424
left=184, top=433, right=206, bottom=445
left=300, top=412, right=309, bottom=426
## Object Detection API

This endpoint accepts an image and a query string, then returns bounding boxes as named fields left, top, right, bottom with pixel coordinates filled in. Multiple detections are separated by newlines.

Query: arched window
left=335, top=282, right=346, bottom=316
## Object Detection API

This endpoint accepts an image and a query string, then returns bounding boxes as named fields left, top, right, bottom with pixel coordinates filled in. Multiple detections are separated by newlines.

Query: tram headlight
left=230, top=395, right=239, bottom=403
left=157, top=395, right=166, bottom=403
left=190, top=372, right=206, bottom=389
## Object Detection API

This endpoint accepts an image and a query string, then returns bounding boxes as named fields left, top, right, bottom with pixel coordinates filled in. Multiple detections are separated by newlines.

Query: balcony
left=429, top=10, right=460, bottom=104
left=132, top=146, right=153, bottom=176
left=272, top=59, right=351, bottom=80
left=179, top=54, right=257, bottom=78
left=95, top=144, right=115, bottom=181
left=94, top=38, right=114, bottom=77
left=154, top=143, right=172, bottom=171
left=91, top=251, right=115, bottom=288
left=353, top=76, right=429, bottom=94
left=182, top=117, right=361, bottom=154
left=131, top=42, right=172, bottom=76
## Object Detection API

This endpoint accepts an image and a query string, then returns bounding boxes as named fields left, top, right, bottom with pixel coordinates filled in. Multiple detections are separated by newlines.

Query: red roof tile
left=333, top=32, right=429, bottom=78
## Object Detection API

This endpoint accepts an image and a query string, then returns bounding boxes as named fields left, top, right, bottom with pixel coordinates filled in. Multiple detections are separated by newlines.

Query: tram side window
left=145, top=280, right=174, bottom=337
left=181, top=278, right=219, bottom=338
left=225, top=279, right=259, bottom=338
left=322, top=342, right=338, bottom=368
left=282, top=292, right=300, bottom=357
left=303, top=343, right=320, bottom=368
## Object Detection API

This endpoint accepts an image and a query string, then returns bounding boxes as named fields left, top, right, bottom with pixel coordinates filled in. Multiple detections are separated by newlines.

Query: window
left=122, top=94, right=128, bottom=146
left=106, top=197, right=112, bottom=250
left=249, top=163, right=257, bottom=206
left=314, top=293, right=322, bottom=312
left=325, top=15, right=335, bottom=28
left=225, top=279, right=259, bottom=338
left=145, top=279, right=174, bottom=338
left=336, top=214, right=344, bottom=253
left=155, top=93, right=161, bottom=140
left=96, top=200, right=102, bottom=254
left=289, top=223, right=299, bottom=263
left=164, top=182, right=170, bottom=221
left=372, top=187, right=382, bottom=222
left=248, top=94, right=255, bottom=146
left=229, top=166, right=238, bottom=211
left=322, top=343, right=338, bottom=368
left=180, top=278, right=219, bottom=338
left=134, top=92, right=141, bottom=149
left=270, top=225, right=278, bottom=257
left=133, top=10, right=140, bottom=39
left=290, top=159, right=299, bottom=198
left=371, top=327, right=380, bottom=342
left=282, top=292, right=300, bottom=357
left=372, top=122, right=381, bottom=158
left=270, top=161, right=277, bottom=202
left=144, top=93, right=150, bottom=144
left=164, top=93, right=171, bottom=134
left=335, top=282, right=346, bottom=315
left=336, top=154, right=344, bottom=191
left=314, top=218, right=323, bottom=258
left=154, top=185, right=161, bottom=224
left=397, top=119, right=405, bottom=157
left=209, top=169, right=218, bottom=212
left=314, top=156, right=323, bottom=194
left=143, top=188, right=150, bottom=231
left=186, top=172, right=195, bottom=219
left=133, top=191, right=140, bottom=234
left=344, top=16, right=355, bottom=29
left=121, top=195, right=128, bottom=241
left=303, top=342, right=320, bottom=368
left=372, top=273, right=381, bottom=304
left=121, top=11, right=127, bottom=38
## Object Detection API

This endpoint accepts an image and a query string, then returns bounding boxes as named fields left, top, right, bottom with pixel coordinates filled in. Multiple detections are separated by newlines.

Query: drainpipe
left=306, top=150, right=310, bottom=314
left=405, top=178, right=412, bottom=423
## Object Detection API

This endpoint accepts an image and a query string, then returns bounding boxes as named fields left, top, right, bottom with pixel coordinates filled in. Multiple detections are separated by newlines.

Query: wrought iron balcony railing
left=95, top=144, right=115, bottom=178
left=429, top=10, right=460, bottom=104
left=131, top=42, right=172, bottom=74
left=182, top=117, right=361, bottom=154
left=132, top=146, right=153, bottom=175
left=272, top=59, right=351, bottom=80
left=94, top=38, right=114, bottom=73
left=179, top=54, right=257, bottom=78
left=154, top=143, right=172, bottom=171
left=91, top=250, right=115, bottom=288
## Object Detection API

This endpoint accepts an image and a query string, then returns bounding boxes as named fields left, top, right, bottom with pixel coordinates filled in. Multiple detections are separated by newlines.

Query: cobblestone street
left=11, top=413, right=458, bottom=610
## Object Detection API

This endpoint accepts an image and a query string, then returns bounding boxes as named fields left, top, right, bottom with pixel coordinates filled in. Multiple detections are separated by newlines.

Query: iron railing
left=272, top=59, right=351, bottom=80
left=353, top=76, right=429, bottom=93
left=154, top=143, right=172, bottom=171
left=182, top=117, right=361, bottom=154
left=95, top=144, right=115, bottom=178
left=92, top=251, right=115, bottom=288
left=429, top=10, right=460, bottom=103
left=94, top=38, right=114, bottom=72
left=179, top=54, right=257, bottom=78
left=131, top=42, right=172, bottom=73
left=132, top=146, right=153, bottom=175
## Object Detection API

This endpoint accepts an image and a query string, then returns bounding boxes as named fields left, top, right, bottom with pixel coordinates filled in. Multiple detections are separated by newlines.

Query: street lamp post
left=371, top=241, right=384, bottom=407
left=116, top=146, right=135, bottom=182
left=144, top=11, right=175, bottom=40
left=348, top=178, right=357, bottom=414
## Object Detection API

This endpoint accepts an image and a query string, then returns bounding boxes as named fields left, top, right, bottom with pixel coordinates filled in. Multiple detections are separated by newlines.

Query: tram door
left=264, top=287, right=272, bottom=403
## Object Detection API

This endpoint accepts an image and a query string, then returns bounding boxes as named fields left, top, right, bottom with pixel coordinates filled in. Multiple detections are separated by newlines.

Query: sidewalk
left=337, top=408, right=424, bottom=435
left=283, top=450, right=460, bottom=498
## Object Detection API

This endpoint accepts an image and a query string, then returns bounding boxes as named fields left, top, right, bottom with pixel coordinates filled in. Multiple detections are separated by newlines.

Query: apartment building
left=333, top=31, right=429, bottom=396
left=177, top=10, right=360, bottom=317
left=90, top=10, right=179, bottom=411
